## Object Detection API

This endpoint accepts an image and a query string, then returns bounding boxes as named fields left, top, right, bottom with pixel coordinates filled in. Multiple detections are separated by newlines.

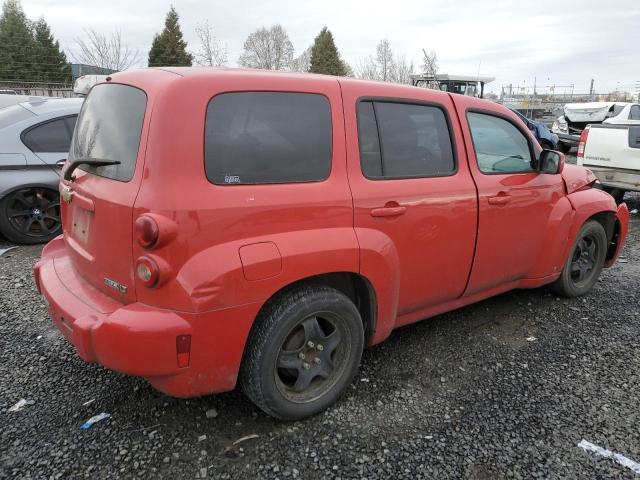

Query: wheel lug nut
left=317, top=344, right=324, bottom=351
left=307, top=341, right=315, bottom=348
left=314, top=358, right=321, bottom=364
left=298, top=352, right=305, bottom=360
left=302, top=362, right=310, bottom=370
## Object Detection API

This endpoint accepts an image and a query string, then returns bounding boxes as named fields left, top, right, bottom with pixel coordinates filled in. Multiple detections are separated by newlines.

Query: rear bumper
left=585, top=165, right=640, bottom=193
left=34, top=236, right=259, bottom=397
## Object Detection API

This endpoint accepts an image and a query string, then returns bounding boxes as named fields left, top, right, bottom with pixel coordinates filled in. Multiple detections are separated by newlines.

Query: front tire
left=240, top=285, right=364, bottom=420
left=551, top=220, right=607, bottom=297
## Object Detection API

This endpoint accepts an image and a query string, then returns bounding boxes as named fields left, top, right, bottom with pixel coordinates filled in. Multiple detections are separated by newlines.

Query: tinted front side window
left=22, top=116, right=75, bottom=152
left=467, top=112, right=534, bottom=173
left=71, top=83, right=147, bottom=182
left=357, top=101, right=455, bottom=179
left=205, top=92, right=332, bottom=185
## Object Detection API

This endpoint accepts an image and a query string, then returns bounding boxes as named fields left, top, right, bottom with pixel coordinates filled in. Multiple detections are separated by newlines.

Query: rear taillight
left=136, top=256, right=159, bottom=287
left=176, top=335, right=191, bottom=368
left=135, top=215, right=159, bottom=249
left=577, top=127, right=589, bottom=158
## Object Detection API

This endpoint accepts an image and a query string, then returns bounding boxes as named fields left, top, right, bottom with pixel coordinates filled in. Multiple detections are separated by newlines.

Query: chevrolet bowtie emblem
left=61, top=185, right=73, bottom=204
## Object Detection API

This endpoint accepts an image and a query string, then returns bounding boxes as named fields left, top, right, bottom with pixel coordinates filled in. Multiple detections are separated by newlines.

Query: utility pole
left=589, top=79, right=595, bottom=101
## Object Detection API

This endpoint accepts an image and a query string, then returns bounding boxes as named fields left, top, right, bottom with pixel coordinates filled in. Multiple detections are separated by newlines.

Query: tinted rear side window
left=71, top=83, right=147, bottom=182
left=356, top=101, right=455, bottom=179
left=205, top=92, right=332, bottom=185
left=22, top=116, right=75, bottom=152
left=629, top=105, right=640, bottom=120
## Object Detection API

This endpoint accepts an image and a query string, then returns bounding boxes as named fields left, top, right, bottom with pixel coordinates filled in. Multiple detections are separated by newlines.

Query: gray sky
left=21, top=0, right=640, bottom=94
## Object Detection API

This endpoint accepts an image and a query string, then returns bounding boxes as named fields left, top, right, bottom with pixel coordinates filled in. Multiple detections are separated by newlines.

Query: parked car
left=577, top=103, right=640, bottom=204
left=34, top=69, right=629, bottom=420
left=0, top=97, right=83, bottom=243
left=552, top=102, right=629, bottom=152
left=508, top=107, right=559, bottom=150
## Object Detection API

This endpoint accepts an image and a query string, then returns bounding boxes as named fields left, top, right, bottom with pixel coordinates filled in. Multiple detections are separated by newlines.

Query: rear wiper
left=64, top=157, right=121, bottom=181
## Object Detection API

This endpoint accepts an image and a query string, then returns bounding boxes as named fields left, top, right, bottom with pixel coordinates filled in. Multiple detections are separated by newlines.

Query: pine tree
left=0, top=0, right=38, bottom=81
left=309, top=27, right=348, bottom=76
left=33, top=17, right=70, bottom=82
left=148, top=6, right=193, bottom=67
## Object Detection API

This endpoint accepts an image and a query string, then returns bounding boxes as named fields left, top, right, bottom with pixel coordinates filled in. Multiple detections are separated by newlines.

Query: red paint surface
left=35, top=69, right=629, bottom=397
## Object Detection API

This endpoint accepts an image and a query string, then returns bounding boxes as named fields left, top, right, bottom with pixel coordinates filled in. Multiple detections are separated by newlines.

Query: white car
left=0, top=97, right=83, bottom=244
left=576, top=103, right=640, bottom=204
left=552, top=102, right=629, bottom=152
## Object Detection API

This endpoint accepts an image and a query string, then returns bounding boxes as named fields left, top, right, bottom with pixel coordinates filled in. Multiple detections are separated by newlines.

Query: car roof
left=19, top=97, right=84, bottom=116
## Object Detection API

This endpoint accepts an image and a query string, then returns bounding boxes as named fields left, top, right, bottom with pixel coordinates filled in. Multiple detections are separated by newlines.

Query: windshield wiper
left=64, top=157, right=121, bottom=181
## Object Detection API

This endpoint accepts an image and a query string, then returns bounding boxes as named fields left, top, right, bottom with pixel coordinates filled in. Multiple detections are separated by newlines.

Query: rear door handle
left=370, top=206, right=407, bottom=217
left=488, top=194, right=511, bottom=206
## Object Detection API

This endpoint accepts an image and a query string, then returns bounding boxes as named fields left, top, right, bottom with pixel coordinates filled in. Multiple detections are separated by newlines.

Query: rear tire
left=551, top=220, right=607, bottom=297
left=603, top=187, right=626, bottom=205
left=0, top=188, right=61, bottom=244
left=240, top=285, right=364, bottom=420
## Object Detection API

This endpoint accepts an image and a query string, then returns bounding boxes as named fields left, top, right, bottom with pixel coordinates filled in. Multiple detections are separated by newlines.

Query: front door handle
left=488, top=194, right=511, bottom=206
left=370, top=205, right=407, bottom=217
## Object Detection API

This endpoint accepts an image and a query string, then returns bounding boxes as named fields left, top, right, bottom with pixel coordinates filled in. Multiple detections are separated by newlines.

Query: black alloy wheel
left=569, top=234, right=599, bottom=287
left=275, top=313, right=347, bottom=403
left=0, top=188, right=61, bottom=244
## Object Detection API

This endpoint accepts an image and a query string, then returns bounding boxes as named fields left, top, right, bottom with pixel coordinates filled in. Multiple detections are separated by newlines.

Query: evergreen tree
left=0, top=0, right=37, bottom=81
left=148, top=6, right=193, bottom=67
left=33, top=17, right=70, bottom=82
left=309, top=27, right=348, bottom=76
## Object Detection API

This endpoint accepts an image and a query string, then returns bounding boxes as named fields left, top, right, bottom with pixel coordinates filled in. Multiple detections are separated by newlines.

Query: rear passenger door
left=341, top=82, right=478, bottom=318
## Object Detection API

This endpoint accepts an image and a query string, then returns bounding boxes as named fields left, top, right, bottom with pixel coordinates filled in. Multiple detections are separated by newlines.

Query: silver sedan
left=0, top=97, right=83, bottom=244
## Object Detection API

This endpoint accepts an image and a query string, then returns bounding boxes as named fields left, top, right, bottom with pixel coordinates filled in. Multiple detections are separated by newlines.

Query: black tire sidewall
left=251, top=288, right=364, bottom=420
left=558, top=221, right=607, bottom=297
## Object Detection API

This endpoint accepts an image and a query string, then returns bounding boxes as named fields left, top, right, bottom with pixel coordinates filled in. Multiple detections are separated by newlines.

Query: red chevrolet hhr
left=34, top=68, right=629, bottom=419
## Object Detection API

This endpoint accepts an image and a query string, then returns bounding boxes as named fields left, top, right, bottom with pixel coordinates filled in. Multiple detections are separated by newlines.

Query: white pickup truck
left=577, top=103, right=640, bottom=203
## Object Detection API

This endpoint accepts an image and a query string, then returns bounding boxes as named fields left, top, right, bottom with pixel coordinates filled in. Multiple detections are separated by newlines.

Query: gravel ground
left=1, top=194, right=639, bottom=480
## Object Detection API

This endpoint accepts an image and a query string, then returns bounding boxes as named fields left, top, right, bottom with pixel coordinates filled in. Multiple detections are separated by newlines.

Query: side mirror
left=539, top=149, right=564, bottom=174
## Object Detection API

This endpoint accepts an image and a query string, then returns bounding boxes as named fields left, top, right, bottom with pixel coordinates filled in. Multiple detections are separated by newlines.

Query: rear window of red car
left=71, top=83, right=147, bottom=182
left=204, top=92, right=332, bottom=185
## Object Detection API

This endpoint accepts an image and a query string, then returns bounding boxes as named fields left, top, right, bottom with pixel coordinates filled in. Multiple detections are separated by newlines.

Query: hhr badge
left=61, top=186, right=73, bottom=204
left=104, top=277, right=128, bottom=294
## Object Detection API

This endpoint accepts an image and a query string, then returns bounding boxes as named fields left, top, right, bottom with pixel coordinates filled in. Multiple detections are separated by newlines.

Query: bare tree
left=194, top=20, right=228, bottom=67
left=356, top=39, right=414, bottom=84
left=421, top=49, right=438, bottom=86
left=355, top=56, right=379, bottom=80
left=238, top=24, right=294, bottom=70
left=390, top=55, right=414, bottom=85
left=72, top=29, right=140, bottom=71
left=376, top=39, right=393, bottom=82
left=290, top=47, right=311, bottom=72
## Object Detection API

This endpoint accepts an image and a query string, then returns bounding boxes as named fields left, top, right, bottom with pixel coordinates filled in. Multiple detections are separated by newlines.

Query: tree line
left=0, top=1, right=438, bottom=85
